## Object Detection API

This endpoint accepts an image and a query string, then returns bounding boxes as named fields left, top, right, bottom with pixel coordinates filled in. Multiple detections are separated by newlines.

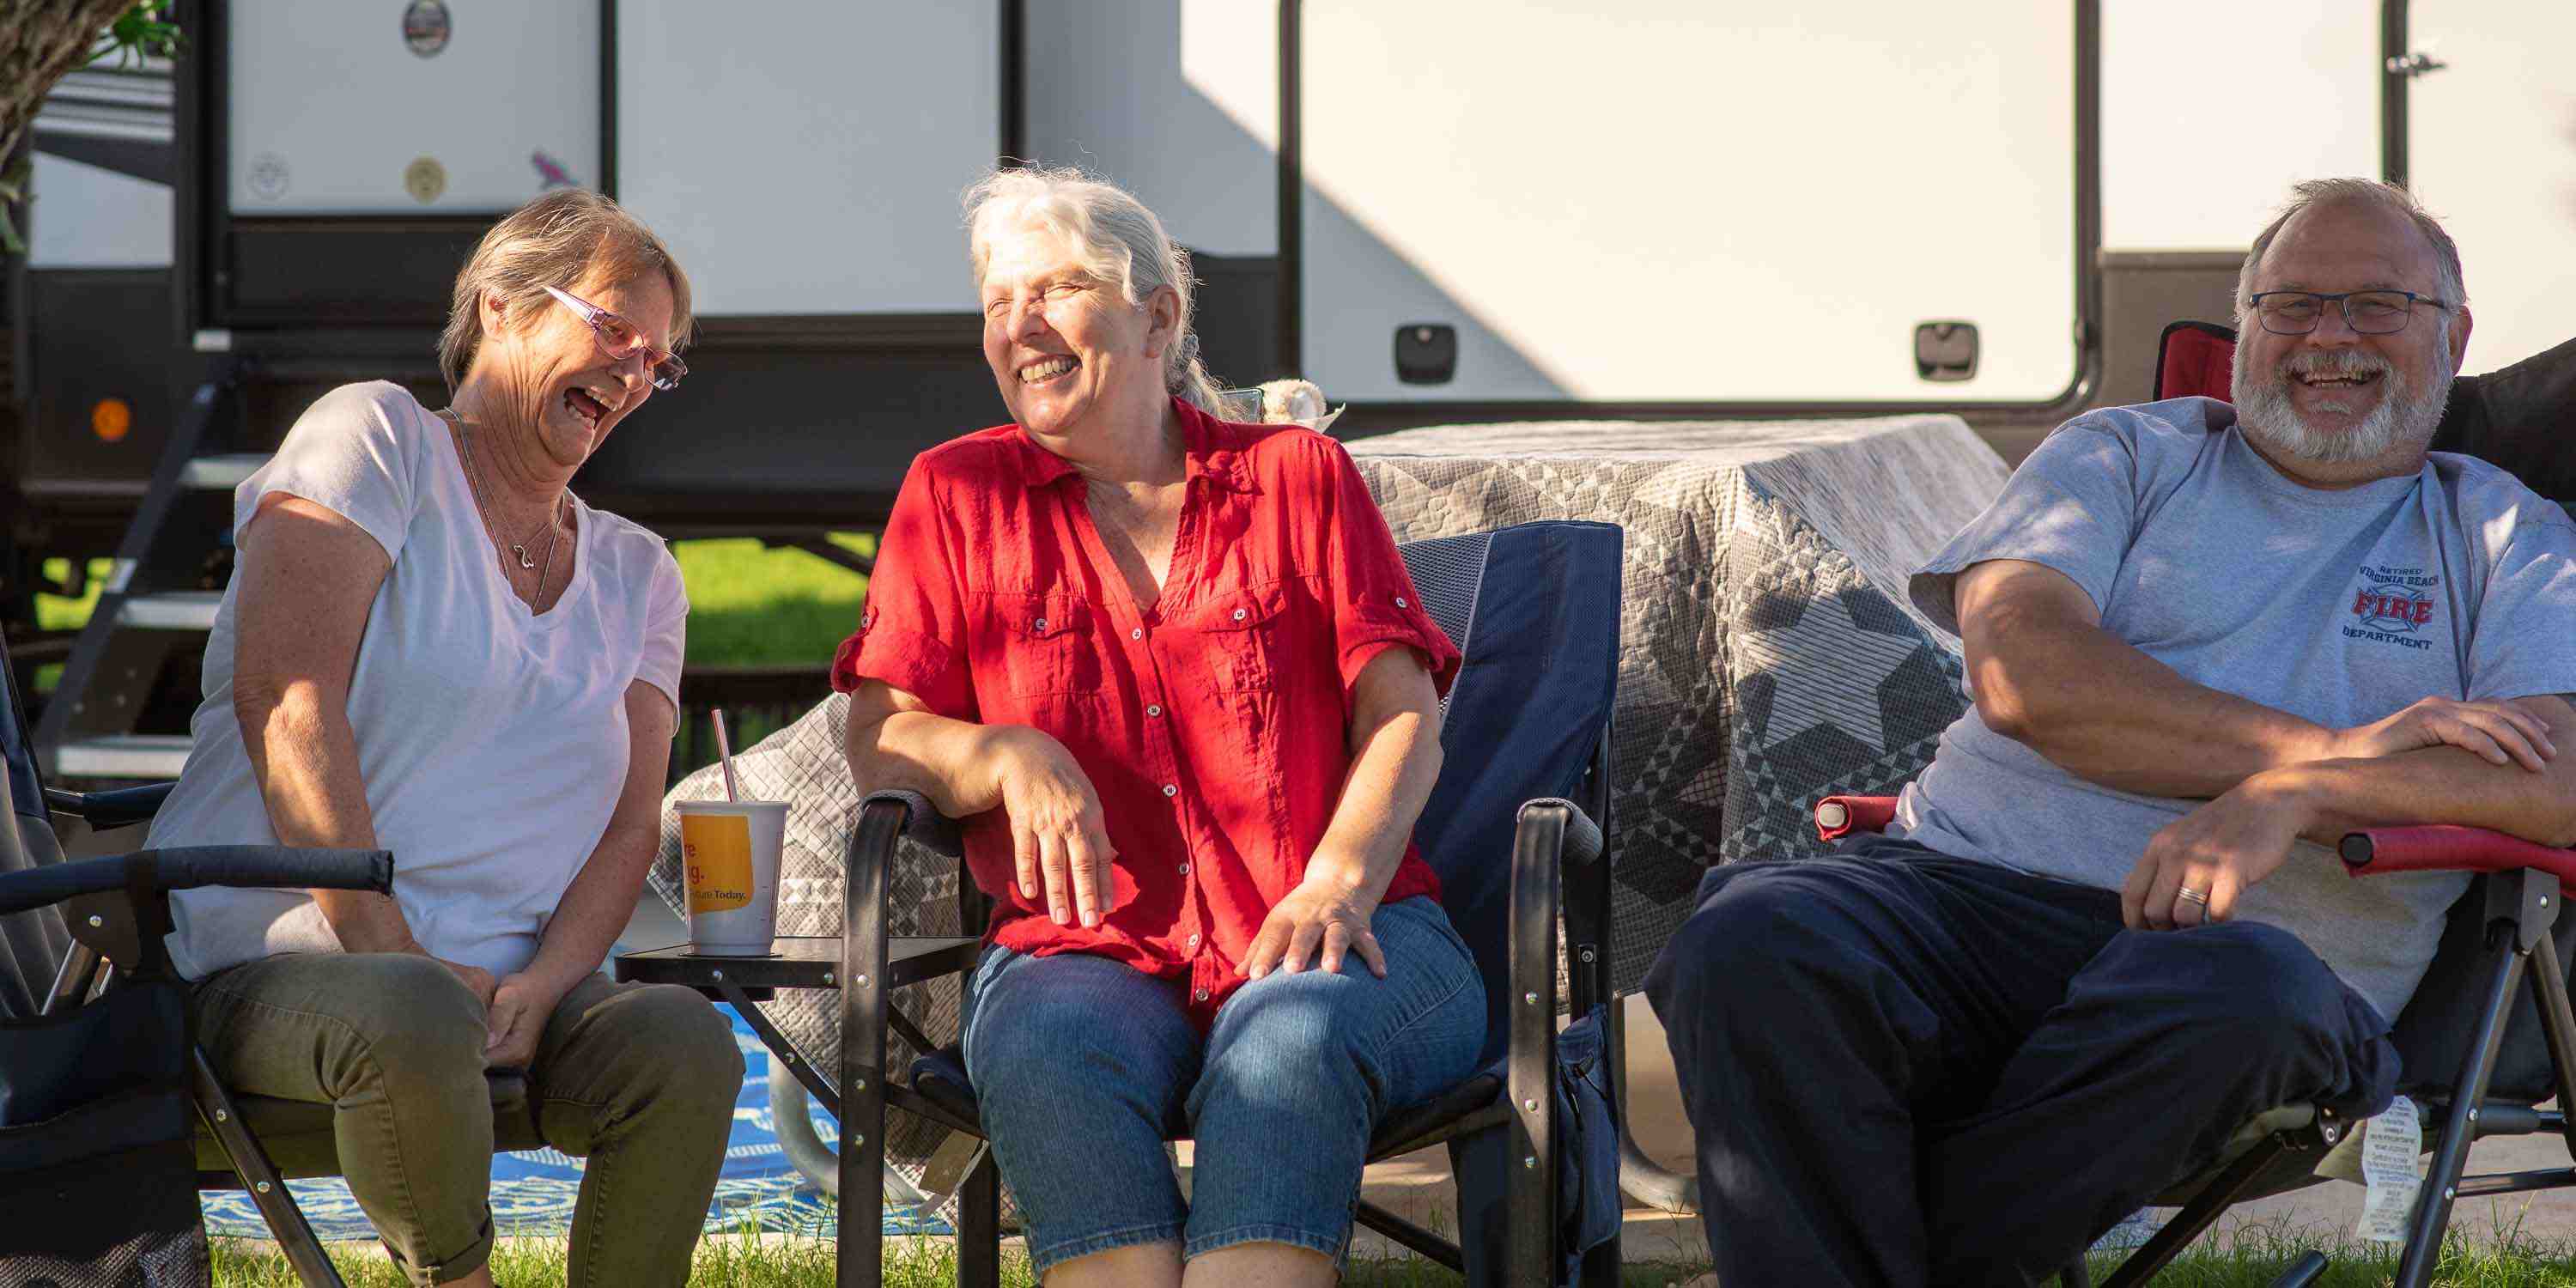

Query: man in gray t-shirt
left=1646, top=179, right=2576, bottom=1287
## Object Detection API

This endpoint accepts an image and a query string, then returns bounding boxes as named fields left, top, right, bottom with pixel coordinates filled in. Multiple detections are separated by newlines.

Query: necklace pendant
left=511, top=544, right=536, bottom=569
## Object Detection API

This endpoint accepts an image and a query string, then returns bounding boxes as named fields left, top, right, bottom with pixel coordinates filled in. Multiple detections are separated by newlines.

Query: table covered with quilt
left=647, top=411, right=2012, bottom=1197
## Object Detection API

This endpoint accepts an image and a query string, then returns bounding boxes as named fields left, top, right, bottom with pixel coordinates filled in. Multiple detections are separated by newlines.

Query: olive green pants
left=190, top=952, right=744, bottom=1286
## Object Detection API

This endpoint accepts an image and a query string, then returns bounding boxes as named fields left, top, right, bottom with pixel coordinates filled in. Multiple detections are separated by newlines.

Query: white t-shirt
left=157, top=381, right=688, bottom=981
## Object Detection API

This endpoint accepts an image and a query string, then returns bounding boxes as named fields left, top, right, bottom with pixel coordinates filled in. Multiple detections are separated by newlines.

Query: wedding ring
left=2176, top=887, right=2210, bottom=907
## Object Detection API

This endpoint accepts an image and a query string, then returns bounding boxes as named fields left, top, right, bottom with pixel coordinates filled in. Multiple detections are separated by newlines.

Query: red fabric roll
left=1814, top=795, right=1902, bottom=843
left=2340, top=825, right=2576, bottom=885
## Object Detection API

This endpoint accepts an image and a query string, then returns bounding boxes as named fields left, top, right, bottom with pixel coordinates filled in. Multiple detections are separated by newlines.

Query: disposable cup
left=677, top=799, right=788, bottom=955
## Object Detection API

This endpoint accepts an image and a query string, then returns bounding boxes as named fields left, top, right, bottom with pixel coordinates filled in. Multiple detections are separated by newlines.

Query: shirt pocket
left=1188, top=580, right=1290, bottom=693
left=982, top=592, right=1094, bottom=697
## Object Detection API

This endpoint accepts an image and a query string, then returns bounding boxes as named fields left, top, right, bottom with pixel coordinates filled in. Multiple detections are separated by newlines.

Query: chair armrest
left=2341, top=826, right=2576, bottom=884
left=1519, top=797, right=1603, bottom=867
left=44, top=781, right=176, bottom=831
left=0, top=844, right=392, bottom=917
left=1815, top=795, right=1901, bottom=842
left=860, top=788, right=966, bottom=860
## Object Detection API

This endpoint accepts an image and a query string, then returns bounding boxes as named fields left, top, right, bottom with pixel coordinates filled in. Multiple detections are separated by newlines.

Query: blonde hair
left=963, top=166, right=1223, bottom=414
left=437, top=189, right=696, bottom=393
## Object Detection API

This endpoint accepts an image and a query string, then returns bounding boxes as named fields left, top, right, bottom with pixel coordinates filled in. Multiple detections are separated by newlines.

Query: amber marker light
left=91, top=398, right=132, bottom=443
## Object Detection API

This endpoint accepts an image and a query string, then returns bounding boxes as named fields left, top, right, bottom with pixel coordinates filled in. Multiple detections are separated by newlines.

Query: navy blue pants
left=1643, top=837, right=2399, bottom=1287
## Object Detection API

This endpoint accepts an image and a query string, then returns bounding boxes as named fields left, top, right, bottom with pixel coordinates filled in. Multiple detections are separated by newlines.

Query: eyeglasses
left=2247, top=289, right=2451, bottom=337
left=543, top=285, right=688, bottom=391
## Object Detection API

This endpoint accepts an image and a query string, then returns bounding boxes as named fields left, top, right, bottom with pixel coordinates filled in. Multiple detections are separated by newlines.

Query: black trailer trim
left=2380, top=0, right=2409, bottom=187
left=29, top=130, right=171, bottom=185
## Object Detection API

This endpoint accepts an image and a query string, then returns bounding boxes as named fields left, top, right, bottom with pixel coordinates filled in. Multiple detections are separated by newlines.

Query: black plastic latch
left=1915, top=320, right=1979, bottom=382
left=1394, top=323, right=1458, bottom=385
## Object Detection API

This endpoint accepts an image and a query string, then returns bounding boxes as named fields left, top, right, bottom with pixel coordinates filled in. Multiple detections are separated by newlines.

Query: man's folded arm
left=1959, top=557, right=2346, bottom=799
left=2277, top=696, right=2576, bottom=849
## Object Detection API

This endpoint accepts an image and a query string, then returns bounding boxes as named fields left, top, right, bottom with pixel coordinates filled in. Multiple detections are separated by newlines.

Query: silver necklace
left=443, top=410, right=568, bottom=605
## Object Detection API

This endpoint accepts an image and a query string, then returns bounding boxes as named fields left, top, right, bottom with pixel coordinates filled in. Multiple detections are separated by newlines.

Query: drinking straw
left=711, top=708, right=741, bottom=803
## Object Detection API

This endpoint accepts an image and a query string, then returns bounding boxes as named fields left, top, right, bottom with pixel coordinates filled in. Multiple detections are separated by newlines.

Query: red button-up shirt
left=832, top=398, right=1460, bottom=1024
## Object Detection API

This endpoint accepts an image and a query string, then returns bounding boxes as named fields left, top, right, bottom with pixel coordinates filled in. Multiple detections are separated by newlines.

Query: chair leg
left=190, top=1048, right=346, bottom=1288
left=2097, top=1134, right=2293, bottom=1288
left=1354, top=1200, right=1465, bottom=1273
left=843, top=802, right=902, bottom=1288
left=955, top=1151, right=1000, bottom=1288
left=2269, top=1249, right=2330, bottom=1287
left=2395, top=922, right=2528, bottom=1288
left=39, top=939, right=101, bottom=1016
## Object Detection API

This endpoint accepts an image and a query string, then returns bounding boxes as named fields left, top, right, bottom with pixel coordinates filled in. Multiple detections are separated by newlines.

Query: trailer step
left=51, top=734, right=192, bottom=781
left=113, top=591, right=222, bottom=631
left=180, top=453, right=269, bottom=490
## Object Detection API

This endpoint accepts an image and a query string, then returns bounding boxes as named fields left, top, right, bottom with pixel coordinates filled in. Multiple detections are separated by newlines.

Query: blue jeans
left=960, top=896, right=1485, bottom=1273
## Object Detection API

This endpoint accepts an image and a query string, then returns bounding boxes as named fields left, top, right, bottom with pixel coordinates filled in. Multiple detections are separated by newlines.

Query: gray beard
left=2231, top=344, right=2451, bottom=467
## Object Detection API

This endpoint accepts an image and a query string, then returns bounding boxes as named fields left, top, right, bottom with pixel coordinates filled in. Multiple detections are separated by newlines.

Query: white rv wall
left=1298, top=1, right=2079, bottom=404
left=2099, top=0, right=2377, bottom=253
left=1021, top=0, right=1278, bottom=256
left=617, top=2, right=999, bottom=316
left=28, top=154, right=170, bottom=269
left=2409, top=2, right=2576, bottom=375
left=228, top=0, right=599, bottom=214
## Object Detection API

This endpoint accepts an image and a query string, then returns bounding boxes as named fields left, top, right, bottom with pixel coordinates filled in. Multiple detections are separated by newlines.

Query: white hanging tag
left=2354, top=1094, right=2425, bottom=1243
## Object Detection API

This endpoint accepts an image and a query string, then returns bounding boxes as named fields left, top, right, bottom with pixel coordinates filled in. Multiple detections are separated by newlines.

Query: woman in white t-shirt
left=149, top=191, right=741, bottom=1288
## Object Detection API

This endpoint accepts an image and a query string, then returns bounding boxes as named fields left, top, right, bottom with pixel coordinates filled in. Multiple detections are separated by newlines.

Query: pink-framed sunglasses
left=543, top=285, right=689, bottom=392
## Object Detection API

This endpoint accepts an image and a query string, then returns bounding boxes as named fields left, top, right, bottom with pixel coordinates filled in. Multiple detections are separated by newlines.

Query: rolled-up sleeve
left=1318, top=441, right=1461, bottom=697
left=830, top=462, right=976, bottom=720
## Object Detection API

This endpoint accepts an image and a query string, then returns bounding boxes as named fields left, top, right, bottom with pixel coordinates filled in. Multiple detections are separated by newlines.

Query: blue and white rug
left=201, top=1010, right=949, bottom=1241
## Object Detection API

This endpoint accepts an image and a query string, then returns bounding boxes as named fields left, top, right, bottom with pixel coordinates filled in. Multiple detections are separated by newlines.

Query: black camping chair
left=1814, top=794, right=2576, bottom=1288
left=0, top=629, right=391, bottom=1288
left=793, top=519, right=1627, bottom=1287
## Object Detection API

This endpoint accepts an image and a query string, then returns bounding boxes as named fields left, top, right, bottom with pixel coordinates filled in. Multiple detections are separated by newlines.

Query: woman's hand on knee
left=993, top=727, right=1119, bottom=928
left=1242, top=880, right=1385, bottom=981
left=482, top=972, right=570, bottom=1069
left=436, top=957, right=500, bottom=1009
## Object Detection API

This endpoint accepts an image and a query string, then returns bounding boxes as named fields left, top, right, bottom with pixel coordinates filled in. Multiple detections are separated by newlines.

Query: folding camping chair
left=0, top=631, right=392, bottom=1288
left=773, top=519, right=1628, bottom=1287
left=1814, top=793, right=2576, bottom=1288
left=1774, top=318, right=2576, bottom=1288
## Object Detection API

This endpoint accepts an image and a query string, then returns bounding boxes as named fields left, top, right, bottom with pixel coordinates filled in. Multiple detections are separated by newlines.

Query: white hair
left=2235, top=177, right=2467, bottom=315
left=963, top=167, right=1224, bottom=415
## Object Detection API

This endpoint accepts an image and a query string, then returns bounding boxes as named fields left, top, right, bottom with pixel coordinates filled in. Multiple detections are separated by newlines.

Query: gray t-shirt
left=1898, top=397, right=2576, bottom=1023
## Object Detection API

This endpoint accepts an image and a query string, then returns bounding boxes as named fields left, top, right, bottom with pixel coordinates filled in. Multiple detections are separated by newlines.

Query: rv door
left=1297, top=2, right=2090, bottom=410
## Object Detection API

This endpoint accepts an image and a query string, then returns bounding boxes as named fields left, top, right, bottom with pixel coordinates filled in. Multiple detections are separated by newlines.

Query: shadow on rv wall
left=1019, top=0, right=1571, bottom=404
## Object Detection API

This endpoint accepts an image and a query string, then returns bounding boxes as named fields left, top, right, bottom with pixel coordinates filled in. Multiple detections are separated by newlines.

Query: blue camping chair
left=837, top=519, right=1627, bottom=1287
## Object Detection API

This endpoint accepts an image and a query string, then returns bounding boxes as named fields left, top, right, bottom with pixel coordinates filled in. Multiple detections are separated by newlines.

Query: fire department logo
left=2352, top=581, right=2433, bottom=632
left=2345, top=564, right=2442, bottom=653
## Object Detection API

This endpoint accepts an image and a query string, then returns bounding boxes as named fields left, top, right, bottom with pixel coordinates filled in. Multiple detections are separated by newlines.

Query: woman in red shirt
left=835, top=167, right=1484, bottom=1287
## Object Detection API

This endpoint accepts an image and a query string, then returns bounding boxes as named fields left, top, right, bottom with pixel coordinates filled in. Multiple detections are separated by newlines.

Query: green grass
left=22, top=541, right=872, bottom=676
left=207, top=1234, right=1711, bottom=1286
left=2080, top=1217, right=2576, bottom=1286
left=35, top=556, right=111, bottom=632
left=669, top=533, right=872, bottom=670
left=201, top=1223, right=2576, bottom=1288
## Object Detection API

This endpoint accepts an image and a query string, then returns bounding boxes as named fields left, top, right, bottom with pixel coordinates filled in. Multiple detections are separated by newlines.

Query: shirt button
left=1162, top=783, right=1178, bottom=797
left=1395, top=597, right=1408, bottom=609
left=1178, top=863, right=1190, bottom=875
left=1231, top=608, right=1248, bottom=622
left=1187, top=933, right=1200, bottom=947
left=1131, top=627, right=1144, bottom=640
left=1146, top=704, right=1163, bottom=717
left=1194, top=988, right=1210, bottom=1001
left=1034, top=617, right=1048, bottom=632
